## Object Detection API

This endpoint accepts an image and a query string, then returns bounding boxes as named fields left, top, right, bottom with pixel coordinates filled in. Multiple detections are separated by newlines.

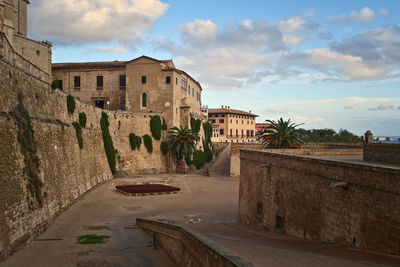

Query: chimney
left=228, top=106, right=230, bottom=109
left=249, top=110, right=251, bottom=113
left=221, top=105, right=223, bottom=108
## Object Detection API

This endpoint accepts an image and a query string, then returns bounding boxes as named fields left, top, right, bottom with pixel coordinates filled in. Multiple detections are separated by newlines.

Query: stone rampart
left=0, top=61, right=167, bottom=259
left=136, top=218, right=255, bottom=267
left=238, top=149, right=400, bottom=255
left=363, top=143, right=400, bottom=165
left=230, top=143, right=263, bottom=177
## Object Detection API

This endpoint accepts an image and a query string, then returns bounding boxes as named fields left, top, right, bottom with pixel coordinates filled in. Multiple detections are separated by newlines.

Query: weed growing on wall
left=67, top=95, right=75, bottom=115
left=143, top=134, right=153, bottom=153
left=150, top=115, right=162, bottom=140
left=72, top=122, right=84, bottom=149
left=79, top=112, right=87, bottom=128
left=12, top=97, right=43, bottom=208
left=100, top=112, right=116, bottom=173
left=129, top=133, right=142, bottom=150
left=160, top=141, right=168, bottom=155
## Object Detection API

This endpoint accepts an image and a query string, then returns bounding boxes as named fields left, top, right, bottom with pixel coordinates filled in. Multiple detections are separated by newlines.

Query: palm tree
left=168, top=126, right=199, bottom=160
left=260, top=118, right=304, bottom=149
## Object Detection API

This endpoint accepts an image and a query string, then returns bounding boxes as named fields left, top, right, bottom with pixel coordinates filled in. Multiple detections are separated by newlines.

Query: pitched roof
left=52, top=61, right=126, bottom=70
left=208, top=108, right=258, bottom=117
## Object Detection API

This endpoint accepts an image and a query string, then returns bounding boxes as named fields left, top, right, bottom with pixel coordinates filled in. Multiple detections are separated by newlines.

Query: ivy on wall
left=67, top=95, right=75, bottom=115
left=190, top=116, right=201, bottom=134
left=72, top=122, right=84, bottom=149
left=160, top=141, right=168, bottom=155
left=12, top=96, right=43, bottom=208
left=203, top=122, right=212, bottom=142
left=100, top=112, right=116, bottom=174
left=192, top=149, right=206, bottom=169
left=150, top=115, right=162, bottom=140
left=79, top=112, right=87, bottom=128
left=162, top=117, right=167, bottom=131
left=129, top=133, right=142, bottom=151
left=143, top=134, right=153, bottom=153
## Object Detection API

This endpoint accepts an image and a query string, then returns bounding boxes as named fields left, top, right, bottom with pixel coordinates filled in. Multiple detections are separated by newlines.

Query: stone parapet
left=363, top=143, right=400, bottom=165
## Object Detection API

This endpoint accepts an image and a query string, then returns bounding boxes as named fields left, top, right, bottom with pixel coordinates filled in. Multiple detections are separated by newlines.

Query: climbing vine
left=67, top=94, right=75, bottom=115
left=13, top=97, right=43, bottom=208
left=129, top=133, right=142, bottom=150
left=79, top=112, right=87, bottom=128
left=100, top=112, right=116, bottom=173
left=143, top=134, right=153, bottom=153
left=192, top=149, right=206, bottom=169
left=160, top=141, right=168, bottom=155
left=150, top=115, right=162, bottom=140
left=161, top=117, right=167, bottom=131
left=190, top=116, right=201, bottom=134
left=72, top=122, right=84, bottom=149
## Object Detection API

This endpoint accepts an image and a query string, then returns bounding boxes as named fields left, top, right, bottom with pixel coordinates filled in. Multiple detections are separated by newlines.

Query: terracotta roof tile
left=208, top=108, right=258, bottom=117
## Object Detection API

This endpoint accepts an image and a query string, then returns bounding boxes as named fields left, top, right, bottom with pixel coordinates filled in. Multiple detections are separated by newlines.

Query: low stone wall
left=0, top=61, right=167, bottom=259
left=303, top=142, right=362, bottom=149
left=230, top=143, right=263, bottom=177
left=238, top=149, right=400, bottom=255
left=363, top=143, right=400, bottom=165
left=136, top=218, right=255, bottom=267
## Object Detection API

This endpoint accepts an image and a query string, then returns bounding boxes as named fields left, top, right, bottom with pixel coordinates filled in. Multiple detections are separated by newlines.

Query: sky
left=27, top=0, right=400, bottom=136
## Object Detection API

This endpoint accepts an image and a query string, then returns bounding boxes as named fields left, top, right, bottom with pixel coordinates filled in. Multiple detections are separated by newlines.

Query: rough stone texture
left=212, top=142, right=230, bottom=156
left=303, top=142, right=362, bottom=149
left=238, top=149, right=400, bottom=256
left=136, top=218, right=255, bottom=267
left=0, top=60, right=167, bottom=260
left=230, top=144, right=264, bottom=178
left=363, top=143, right=400, bottom=165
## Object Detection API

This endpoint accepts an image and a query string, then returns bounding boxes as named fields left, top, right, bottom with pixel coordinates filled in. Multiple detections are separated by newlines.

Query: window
left=220, top=129, right=224, bottom=135
left=96, top=76, right=103, bottom=90
left=176, top=77, right=178, bottom=84
left=247, top=121, right=249, bottom=124
left=230, top=129, right=232, bottom=136
left=251, top=130, right=254, bottom=136
left=230, top=119, right=232, bottom=123
left=142, top=93, right=147, bottom=107
left=58, top=80, right=63, bottom=90
left=166, top=76, right=171, bottom=84
left=120, top=75, right=126, bottom=90
left=120, top=97, right=126, bottom=105
left=236, top=120, right=238, bottom=124
left=192, top=89, right=194, bottom=96
left=242, top=120, right=244, bottom=124
left=219, top=119, right=224, bottom=123
left=236, top=129, right=238, bottom=136
left=188, top=87, right=190, bottom=95
left=241, top=130, right=244, bottom=136
left=221, top=115, right=225, bottom=117
left=247, top=130, right=249, bottom=137
left=211, top=119, right=216, bottom=123
left=215, top=115, right=219, bottom=117
left=181, top=77, right=187, bottom=88
left=141, top=76, right=146, bottom=84
left=74, top=76, right=80, bottom=90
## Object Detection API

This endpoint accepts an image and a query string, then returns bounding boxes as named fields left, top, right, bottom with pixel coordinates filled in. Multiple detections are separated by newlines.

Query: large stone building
left=0, top=0, right=52, bottom=81
left=52, top=56, right=204, bottom=129
left=208, top=106, right=257, bottom=143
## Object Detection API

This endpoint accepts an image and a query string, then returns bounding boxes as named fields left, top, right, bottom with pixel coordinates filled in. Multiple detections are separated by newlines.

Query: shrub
left=162, top=118, right=167, bottom=130
left=51, top=79, right=60, bottom=90
left=192, top=150, right=206, bottom=169
left=190, top=116, right=201, bottom=133
left=129, top=133, right=142, bottom=150
left=150, top=115, right=162, bottom=140
left=160, top=141, right=168, bottom=155
left=67, top=95, right=75, bottom=115
left=100, top=112, right=116, bottom=173
left=72, top=122, right=84, bottom=149
left=143, top=134, right=153, bottom=153
left=203, top=139, right=213, bottom=162
left=79, top=112, right=87, bottom=128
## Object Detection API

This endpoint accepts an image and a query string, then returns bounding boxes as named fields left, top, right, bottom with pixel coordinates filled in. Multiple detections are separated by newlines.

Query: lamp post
left=107, top=100, right=110, bottom=110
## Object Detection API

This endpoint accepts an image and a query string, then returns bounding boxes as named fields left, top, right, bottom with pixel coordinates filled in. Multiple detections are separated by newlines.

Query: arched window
left=142, top=93, right=147, bottom=107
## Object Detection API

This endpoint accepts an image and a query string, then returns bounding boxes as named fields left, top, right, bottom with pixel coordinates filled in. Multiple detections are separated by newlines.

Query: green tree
left=168, top=126, right=199, bottom=160
left=260, top=118, right=304, bottom=149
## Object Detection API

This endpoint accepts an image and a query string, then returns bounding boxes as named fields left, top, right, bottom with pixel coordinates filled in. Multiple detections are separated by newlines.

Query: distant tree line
left=295, top=128, right=362, bottom=143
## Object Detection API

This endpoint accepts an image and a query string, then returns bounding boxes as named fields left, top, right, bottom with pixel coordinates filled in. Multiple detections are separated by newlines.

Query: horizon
left=27, top=0, right=400, bottom=136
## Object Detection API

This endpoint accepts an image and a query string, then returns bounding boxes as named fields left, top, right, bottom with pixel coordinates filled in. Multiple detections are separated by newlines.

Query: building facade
left=0, top=0, right=52, bottom=81
left=255, top=123, right=270, bottom=134
left=52, top=56, right=204, bottom=129
left=208, top=106, right=257, bottom=143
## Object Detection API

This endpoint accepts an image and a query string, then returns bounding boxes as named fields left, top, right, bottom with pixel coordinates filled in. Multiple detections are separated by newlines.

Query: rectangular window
left=74, top=76, right=80, bottom=90
left=142, top=76, right=146, bottom=84
left=58, top=80, right=63, bottom=90
left=241, top=130, right=244, bottom=136
left=120, top=97, right=126, bottom=105
left=120, top=75, right=126, bottom=90
left=166, top=76, right=171, bottom=84
left=219, top=119, right=224, bottom=123
left=247, top=130, right=249, bottom=137
left=230, top=119, right=232, bottom=123
left=211, top=119, right=216, bottom=123
left=220, top=129, right=224, bottom=135
left=176, top=77, right=178, bottom=84
left=96, top=76, right=103, bottom=90
left=236, top=129, right=238, bottom=136
left=181, top=77, right=187, bottom=88
left=251, top=130, right=254, bottom=136
left=230, top=129, right=232, bottom=136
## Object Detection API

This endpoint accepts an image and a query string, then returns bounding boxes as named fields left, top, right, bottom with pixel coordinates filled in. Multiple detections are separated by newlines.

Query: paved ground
left=1, top=173, right=400, bottom=267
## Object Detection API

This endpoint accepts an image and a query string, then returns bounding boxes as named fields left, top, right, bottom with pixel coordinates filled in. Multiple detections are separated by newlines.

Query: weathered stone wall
left=303, top=142, right=362, bottom=149
left=136, top=218, right=255, bottom=267
left=238, top=149, right=400, bottom=255
left=363, top=143, right=400, bottom=165
left=230, top=143, right=263, bottom=178
left=0, top=60, right=167, bottom=260
left=212, top=142, right=230, bottom=156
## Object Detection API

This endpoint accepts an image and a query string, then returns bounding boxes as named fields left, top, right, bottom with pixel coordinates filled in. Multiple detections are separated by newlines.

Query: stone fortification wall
left=238, top=149, right=400, bottom=255
left=303, top=142, right=362, bottom=149
left=136, top=218, right=255, bottom=267
left=363, top=143, right=400, bottom=165
left=0, top=61, right=167, bottom=259
left=230, top=143, right=263, bottom=178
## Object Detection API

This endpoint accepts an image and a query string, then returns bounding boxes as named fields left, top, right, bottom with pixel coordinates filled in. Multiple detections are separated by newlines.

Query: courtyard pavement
left=1, top=173, right=399, bottom=266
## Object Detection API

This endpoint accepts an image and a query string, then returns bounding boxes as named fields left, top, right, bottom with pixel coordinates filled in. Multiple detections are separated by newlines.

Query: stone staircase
left=208, top=143, right=231, bottom=177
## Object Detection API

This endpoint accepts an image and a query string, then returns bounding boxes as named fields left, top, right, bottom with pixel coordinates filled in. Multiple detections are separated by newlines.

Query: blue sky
left=28, top=0, right=400, bottom=136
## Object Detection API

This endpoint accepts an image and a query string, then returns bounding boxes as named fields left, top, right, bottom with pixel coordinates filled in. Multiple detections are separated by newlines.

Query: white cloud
left=380, top=9, right=390, bottom=18
left=279, top=16, right=306, bottom=33
left=326, top=7, right=375, bottom=24
left=92, top=46, right=128, bottom=55
left=28, top=0, right=168, bottom=46
left=283, top=35, right=303, bottom=45
left=264, top=107, right=296, bottom=114
left=368, top=103, right=395, bottom=110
